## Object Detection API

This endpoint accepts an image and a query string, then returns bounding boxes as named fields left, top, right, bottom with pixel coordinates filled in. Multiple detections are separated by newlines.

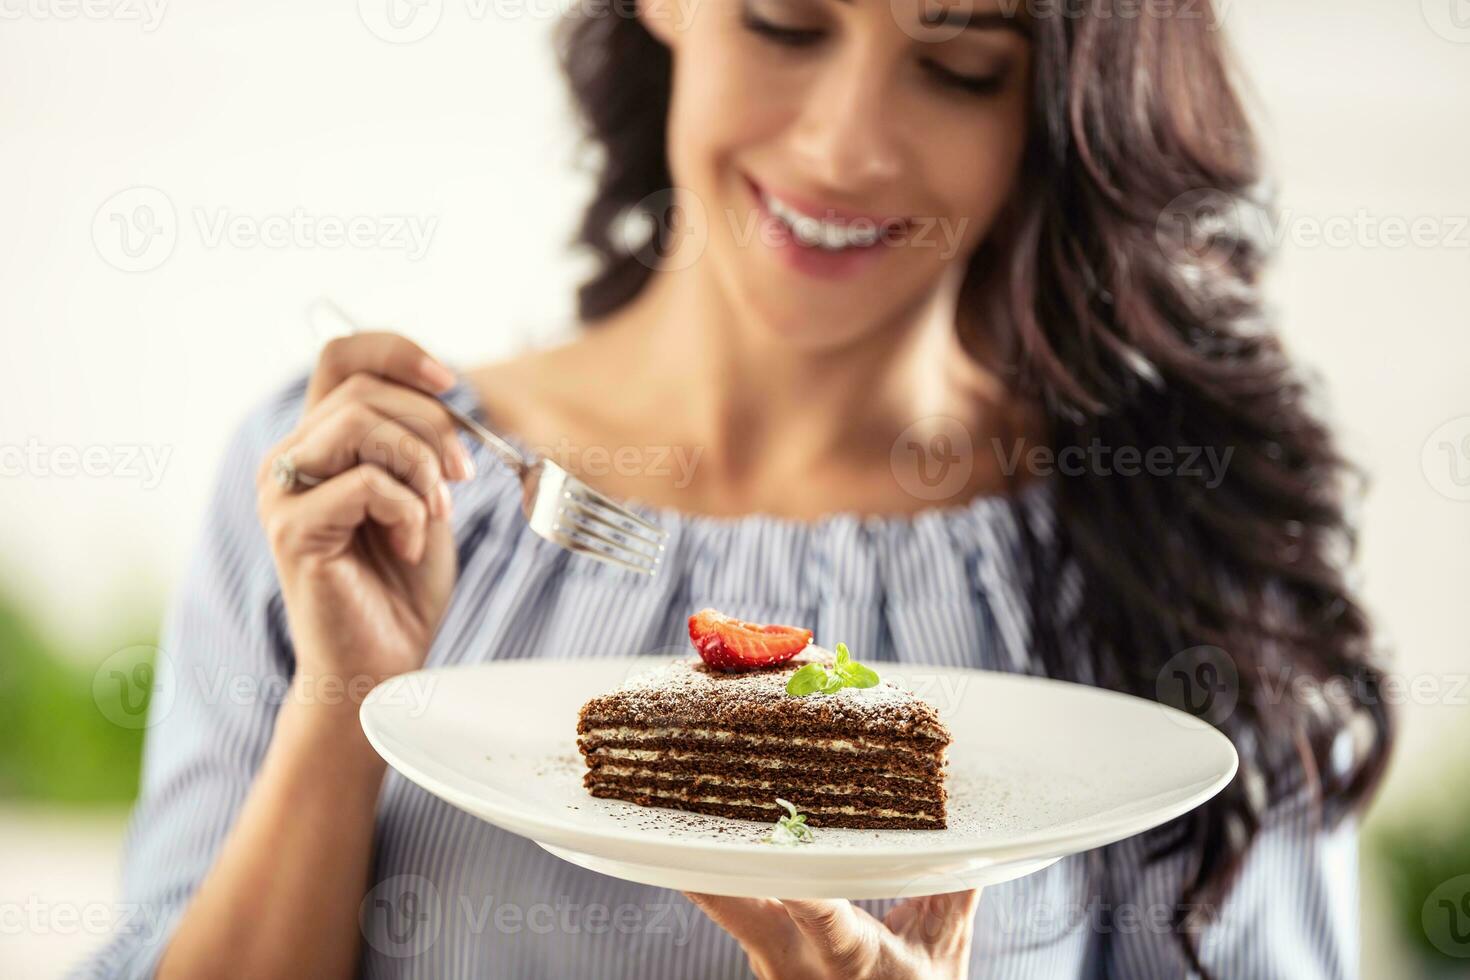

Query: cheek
left=666, top=35, right=787, bottom=176
left=918, top=103, right=1030, bottom=250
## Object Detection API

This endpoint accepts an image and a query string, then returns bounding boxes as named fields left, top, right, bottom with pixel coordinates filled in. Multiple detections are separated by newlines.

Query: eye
left=741, top=9, right=824, bottom=48
left=922, top=60, right=1005, bottom=96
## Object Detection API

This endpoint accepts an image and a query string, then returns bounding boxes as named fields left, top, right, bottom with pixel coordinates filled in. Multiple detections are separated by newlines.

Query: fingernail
left=453, top=441, right=476, bottom=480
left=418, top=356, right=457, bottom=392
left=435, top=481, right=454, bottom=521
left=398, top=526, right=420, bottom=564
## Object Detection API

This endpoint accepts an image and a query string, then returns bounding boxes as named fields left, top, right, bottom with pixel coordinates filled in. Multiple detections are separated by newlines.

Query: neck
left=587, top=255, right=999, bottom=492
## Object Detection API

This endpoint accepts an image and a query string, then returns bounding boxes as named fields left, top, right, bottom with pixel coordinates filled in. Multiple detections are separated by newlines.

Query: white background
left=2, top=0, right=1468, bottom=975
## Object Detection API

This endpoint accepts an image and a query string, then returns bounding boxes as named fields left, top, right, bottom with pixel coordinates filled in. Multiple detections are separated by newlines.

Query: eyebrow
left=831, top=0, right=1033, bottom=39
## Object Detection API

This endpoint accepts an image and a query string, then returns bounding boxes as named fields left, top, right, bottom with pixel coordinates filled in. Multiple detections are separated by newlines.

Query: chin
left=745, top=290, right=890, bottom=351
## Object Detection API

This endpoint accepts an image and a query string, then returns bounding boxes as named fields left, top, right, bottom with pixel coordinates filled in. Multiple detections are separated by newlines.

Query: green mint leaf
left=765, top=798, right=816, bottom=845
left=786, top=642, right=882, bottom=697
left=786, top=664, right=827, bottom=697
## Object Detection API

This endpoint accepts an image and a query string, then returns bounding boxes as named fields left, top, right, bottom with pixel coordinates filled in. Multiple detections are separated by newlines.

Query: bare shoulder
left=463, top=330, right=620, bottom=448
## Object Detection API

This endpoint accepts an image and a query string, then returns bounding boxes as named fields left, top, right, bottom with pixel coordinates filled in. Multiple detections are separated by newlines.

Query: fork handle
left=441, top=400, right=528, bottom=475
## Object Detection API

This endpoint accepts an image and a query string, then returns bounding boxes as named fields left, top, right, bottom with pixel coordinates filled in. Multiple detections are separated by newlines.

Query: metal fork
left=308, top=298, right=668, bottom=575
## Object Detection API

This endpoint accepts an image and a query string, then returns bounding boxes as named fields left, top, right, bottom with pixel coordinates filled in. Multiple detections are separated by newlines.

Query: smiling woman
left=76, top=0, right=1392, bottom=978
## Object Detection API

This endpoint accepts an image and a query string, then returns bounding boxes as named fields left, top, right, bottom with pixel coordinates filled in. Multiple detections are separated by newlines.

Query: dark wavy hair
left=553, top=0, right=1393, bottom=971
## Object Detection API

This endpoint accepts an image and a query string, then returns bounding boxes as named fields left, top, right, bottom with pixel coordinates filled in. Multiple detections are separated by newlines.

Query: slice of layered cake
left=576, top=610, right=951, bottom=830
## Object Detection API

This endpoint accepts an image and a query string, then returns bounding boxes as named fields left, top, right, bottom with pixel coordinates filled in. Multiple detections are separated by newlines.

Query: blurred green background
left=0, top=595, right=156, bottom=805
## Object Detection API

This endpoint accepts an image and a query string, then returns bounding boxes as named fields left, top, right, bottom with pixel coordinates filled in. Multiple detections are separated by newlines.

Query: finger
left=683, top=893, right=793, bottom=952
left=266, top=463, right=430, bottom=565
left=883, top=889, right=982, bottom=950
left=307, top=332, right=457, bottom=408
left=779, top=899, right=880, bottom=973
left=307, top=372, right=475, bottom=481
left=269, top=404, right=453, bottom=521
left=328, top=403, right=451, bottom=519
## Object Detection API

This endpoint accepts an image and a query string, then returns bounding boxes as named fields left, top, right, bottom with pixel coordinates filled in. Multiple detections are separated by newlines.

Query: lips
left=743, top=175, right=910, bottom=251
left=742, top=174, right=904, bottom=281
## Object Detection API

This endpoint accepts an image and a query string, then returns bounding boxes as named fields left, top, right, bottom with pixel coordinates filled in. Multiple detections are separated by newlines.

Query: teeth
left=761, top=190, right=884, bottom=251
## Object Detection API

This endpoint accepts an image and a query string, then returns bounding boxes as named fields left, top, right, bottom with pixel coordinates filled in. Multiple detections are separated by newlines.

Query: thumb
left=885, top=889, right=983, bottom=949
left=780, top=899, right=881, bottom=971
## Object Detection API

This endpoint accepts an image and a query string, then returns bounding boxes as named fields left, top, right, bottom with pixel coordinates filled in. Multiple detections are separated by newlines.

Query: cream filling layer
left=581, top=725, right=946, bottom=753
left=591, top=764, right=935, bottom=798
left=592, top=784, right=940, bottom=821
left=585, top=747, right=936, bottom=777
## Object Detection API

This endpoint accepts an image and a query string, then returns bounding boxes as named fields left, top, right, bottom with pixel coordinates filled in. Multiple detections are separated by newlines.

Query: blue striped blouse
left=75, top=375, right=1358, bottom=979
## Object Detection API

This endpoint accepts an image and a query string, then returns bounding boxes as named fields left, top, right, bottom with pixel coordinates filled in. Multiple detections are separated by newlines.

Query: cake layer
left=576, top=737, right=944, bottom=777
left=576, top=651, right=953, bottom=831
left=577, top=655, right=950, bottom=742
left=583, top=766, right=947, bottom=806
left=586, top=784, right=946, bottom=829
left=576, top=724, right=946, bottom=757
left=584, top=776, right=938, bottom=817
left=582, top=758, right=946, bottom=800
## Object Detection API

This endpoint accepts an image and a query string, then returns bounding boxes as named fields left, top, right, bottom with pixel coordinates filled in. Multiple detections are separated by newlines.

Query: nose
left=786, top=46, right=905, bottom=193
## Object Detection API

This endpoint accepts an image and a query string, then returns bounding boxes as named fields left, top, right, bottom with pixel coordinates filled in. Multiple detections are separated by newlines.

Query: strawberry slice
left=688, top=608, right=814, bottom=672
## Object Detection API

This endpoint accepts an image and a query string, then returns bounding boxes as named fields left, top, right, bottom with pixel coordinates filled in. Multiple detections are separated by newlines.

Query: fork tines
left=553, top=481, right=668, bottom=575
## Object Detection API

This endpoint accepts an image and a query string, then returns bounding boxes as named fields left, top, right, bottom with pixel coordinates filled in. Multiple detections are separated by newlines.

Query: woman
left=81, top=0, right=1391, bottom=976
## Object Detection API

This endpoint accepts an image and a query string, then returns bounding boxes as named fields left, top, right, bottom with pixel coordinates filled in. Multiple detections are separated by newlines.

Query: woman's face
left=643, top=0, right=1033, bottom=349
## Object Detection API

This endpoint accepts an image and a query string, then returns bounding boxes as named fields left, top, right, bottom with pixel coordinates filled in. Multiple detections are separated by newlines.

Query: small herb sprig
left=764, top=797, right=815, bottom=845
left=785, top=642, right=880, bottom=697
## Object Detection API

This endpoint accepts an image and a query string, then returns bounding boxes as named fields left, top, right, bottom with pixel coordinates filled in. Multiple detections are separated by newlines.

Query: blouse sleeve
left=1100, top=789, right=1360, bottom=980
left=70, top=384, right=302, bottom=979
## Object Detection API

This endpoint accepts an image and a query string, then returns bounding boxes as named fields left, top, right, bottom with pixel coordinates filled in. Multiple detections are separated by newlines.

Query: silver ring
left=270, top=450, right=323, bottom=491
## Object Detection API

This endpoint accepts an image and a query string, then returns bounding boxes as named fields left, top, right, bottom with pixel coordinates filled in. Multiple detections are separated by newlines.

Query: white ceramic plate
left=360, top=658, right=1237, bottom=899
